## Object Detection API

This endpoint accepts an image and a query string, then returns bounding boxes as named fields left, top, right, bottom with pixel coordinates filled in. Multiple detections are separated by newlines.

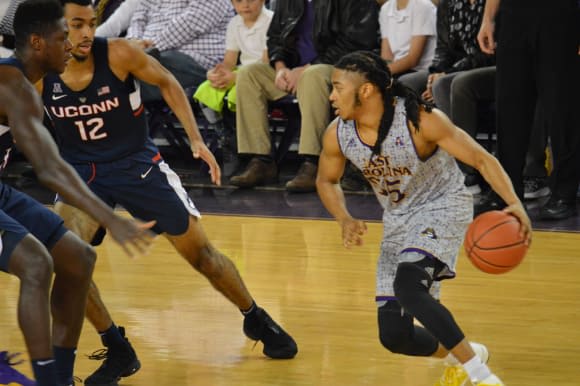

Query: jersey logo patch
left=97, top=86, right=110, bottom=96
left=420, top=227, right=437, bottom=239
left=395, top=136, right=404, bottom=147
left=52, top=83, right=62, bottom=93
left=51, top=94, right=67, bottom=101
left=79, top=97, right=87, bottom=103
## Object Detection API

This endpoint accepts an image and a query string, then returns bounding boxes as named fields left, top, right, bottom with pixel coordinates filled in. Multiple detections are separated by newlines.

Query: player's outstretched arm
left=419, top=108, right=531, bottom=243
left=316, top=121, right=367, bottom=248
left=0, top=70, right=155, bottom=257
left=109, top=39, right=221, bottom=185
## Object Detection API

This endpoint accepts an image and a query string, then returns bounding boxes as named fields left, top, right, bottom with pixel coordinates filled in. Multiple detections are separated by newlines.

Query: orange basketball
left=464, top=210, right=528, bottom=274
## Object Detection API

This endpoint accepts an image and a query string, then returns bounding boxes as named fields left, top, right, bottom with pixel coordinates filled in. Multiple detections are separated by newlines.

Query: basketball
left=464, top=210, right=528, bottom=274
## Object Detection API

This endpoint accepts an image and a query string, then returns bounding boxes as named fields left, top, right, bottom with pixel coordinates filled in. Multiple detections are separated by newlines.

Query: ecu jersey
left=0, top=58, right=23, bottom=175
left=337, top=98, right=470, bottom=215
left=42, top=37, right=155, bottom=164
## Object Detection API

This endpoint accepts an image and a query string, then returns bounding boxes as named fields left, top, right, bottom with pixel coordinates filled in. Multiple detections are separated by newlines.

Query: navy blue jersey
left=0, top=57, right=23, bottom=175
left=42, top=37, right=156, bottom=164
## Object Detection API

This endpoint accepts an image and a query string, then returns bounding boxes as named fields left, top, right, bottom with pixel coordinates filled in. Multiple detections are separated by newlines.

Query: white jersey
left=337, top=98, right=469, bottom=215
left=337, top=98, right=473, bottom=299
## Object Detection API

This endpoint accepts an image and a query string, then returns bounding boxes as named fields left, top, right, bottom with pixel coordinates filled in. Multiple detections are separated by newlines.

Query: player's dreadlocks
left=335, top=51, right=433, bottom=156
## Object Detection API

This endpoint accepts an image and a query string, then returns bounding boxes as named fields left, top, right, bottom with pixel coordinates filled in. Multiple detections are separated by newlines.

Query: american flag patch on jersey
left=97, top=86, right=110, bottom=96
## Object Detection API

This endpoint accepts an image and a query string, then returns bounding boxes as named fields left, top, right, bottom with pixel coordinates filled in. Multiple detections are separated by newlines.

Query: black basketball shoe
left=243, top=307, right=298, bottom=359
left=84, top=326, right=141, bottom=386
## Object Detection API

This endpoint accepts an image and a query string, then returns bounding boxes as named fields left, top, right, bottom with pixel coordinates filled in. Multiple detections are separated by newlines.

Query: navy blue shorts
left=60, top=150, right=200, bottom=245
left=0, top=183, right=67, bottom=272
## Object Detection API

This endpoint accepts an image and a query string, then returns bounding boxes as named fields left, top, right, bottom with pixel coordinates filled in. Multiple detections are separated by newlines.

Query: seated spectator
left=230, top=0, right=379, bottom=192
left=193, top=0, right=273, bottom=117
left=449, top=65, right=549, bottom=196
left=379, top=0, right=436, bottom=76
left=398, top=0, right=494, bottom=103
left=126, top=0, right=235, bottom=102
left=95, top=0, right=139, bottom=37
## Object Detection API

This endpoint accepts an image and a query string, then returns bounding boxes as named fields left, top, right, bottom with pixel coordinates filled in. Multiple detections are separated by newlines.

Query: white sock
left=444, top=352, right=458, bottom=365
left=462, top=355, right=492, bottom=383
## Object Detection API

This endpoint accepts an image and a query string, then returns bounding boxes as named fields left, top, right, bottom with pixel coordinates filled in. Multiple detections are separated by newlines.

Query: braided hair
left=334, top=51, right=433, bottom=156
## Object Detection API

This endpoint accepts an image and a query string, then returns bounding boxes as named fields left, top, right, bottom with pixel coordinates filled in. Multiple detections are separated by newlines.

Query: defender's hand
left=191, top=140, right=222, bottom=186
left=106, top=217, right=156, bottom=258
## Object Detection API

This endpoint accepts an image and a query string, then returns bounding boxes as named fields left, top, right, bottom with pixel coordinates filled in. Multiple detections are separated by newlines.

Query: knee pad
left=377, top=302, right=438, bottom=356
left=378, top=302, right=414, bottom=354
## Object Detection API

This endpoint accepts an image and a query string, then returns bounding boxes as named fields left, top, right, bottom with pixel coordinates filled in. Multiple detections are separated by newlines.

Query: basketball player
left=317, top=51, right=532, bottom=386
left=39, top=1, right=298, bottom=385
left=0, top=1, right=154, bottom=385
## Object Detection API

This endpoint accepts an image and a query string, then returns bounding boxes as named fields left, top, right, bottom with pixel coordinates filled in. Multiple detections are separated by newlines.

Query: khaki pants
left=236, top=62, right=333, bottom=156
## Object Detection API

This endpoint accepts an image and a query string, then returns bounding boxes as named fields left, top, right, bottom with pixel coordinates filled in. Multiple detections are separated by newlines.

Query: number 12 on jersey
left=74, top=118, right=108, bottom=141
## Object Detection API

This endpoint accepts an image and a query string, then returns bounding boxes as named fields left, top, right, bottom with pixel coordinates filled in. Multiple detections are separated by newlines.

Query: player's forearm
left=476, top=153, right=520, bottom=206
left=316, top=181, right=354, bottom=224
left=159, top=80, right=203, bottom=143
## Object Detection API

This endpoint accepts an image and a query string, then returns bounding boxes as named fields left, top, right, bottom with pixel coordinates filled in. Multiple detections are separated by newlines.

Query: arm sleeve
left=96, top=0, right=140, bottom=38
left=126, top=0, right=152, bottom=39
left=411, top=0, right=436, bottom=37
left=153, top=1, right=233, bottom=52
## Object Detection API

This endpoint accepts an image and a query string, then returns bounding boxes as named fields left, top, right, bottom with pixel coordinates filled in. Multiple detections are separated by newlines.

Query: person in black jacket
left=230, top=0, right=379, bottom=192
left=398, top=0, right=494, bottom=103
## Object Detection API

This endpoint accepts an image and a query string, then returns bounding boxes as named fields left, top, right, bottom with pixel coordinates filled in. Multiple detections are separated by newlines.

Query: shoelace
left=439, top=366, right=466, bottom=386
left=86, top=348, right=108, bottom=361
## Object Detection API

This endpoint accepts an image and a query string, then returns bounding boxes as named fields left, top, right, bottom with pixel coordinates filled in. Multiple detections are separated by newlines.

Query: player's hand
left=191, top=140, right=222, bottom=186
left=340, top=217, right=368, bottom=248
left=477, top=20, right=496, bottom=54
left=106, top=216, right=156, bottom=258
left=503, top=203, right=532, bottom=246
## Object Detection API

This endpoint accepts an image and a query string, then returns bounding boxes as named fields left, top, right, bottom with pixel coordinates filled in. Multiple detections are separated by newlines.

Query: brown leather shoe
left=229, top=157, right=277, bottom=188
left=285, top=161, right=317, bottom=193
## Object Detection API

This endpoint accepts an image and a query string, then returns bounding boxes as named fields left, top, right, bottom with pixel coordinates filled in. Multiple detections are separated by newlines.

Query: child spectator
left=194, top=0, right=273, bottom=116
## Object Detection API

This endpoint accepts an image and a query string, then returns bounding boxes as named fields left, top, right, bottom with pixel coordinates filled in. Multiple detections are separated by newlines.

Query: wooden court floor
left=1, top=214, right=580, bottom=385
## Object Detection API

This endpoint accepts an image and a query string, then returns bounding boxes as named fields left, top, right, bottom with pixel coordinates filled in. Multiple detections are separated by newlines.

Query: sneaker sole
left=263, top=345, right=298, bottom=359
left=120, top=358, right=141, bottom=378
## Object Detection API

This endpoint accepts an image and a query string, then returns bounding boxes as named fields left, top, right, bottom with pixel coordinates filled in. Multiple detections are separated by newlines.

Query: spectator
left=0, top=0, right=24, bottom=55
left=126, top=0, right=235, bottom=102
left=477, top=0, right=580, bottom=219
left=230, top=0, right=379, bottom=192
left=95, top=0, right=139, bottom=37
left=379, top=0, right=436, bottom=76
left=194, top=0, right=273, bottom=116
left=449, top=65, right=549, bottom=197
